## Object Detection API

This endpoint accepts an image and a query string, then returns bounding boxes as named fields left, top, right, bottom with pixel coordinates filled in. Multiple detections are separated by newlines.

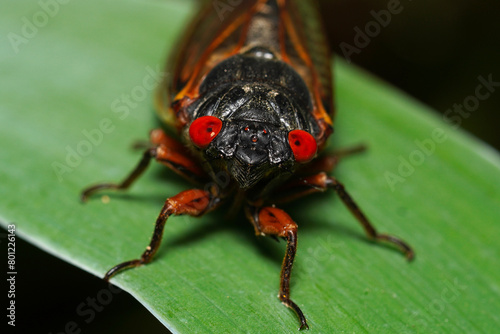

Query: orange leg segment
left=271, top=172, right=414, bottom=260
left=104, top=189, right=217, bottom=281
left=81, top=129, right=206, bottom=202
left=246, top=205, right=309, bottom=330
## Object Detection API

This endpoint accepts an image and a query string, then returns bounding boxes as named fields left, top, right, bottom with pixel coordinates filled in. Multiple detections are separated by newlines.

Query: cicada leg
left=245, top=205, right=309, bottom=330
left=104, top=188, right=219, bottom=280
left=270, top=172, right=414, bottom=260
left=297, top=144, right=367, bottom=176
left=81, top=129, right=207, bottom=201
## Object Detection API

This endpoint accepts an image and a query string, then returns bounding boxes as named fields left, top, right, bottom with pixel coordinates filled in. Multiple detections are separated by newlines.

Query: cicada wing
left=155, top=0, right=259, bottom=129
left=277, top=0, right=333, bottom=145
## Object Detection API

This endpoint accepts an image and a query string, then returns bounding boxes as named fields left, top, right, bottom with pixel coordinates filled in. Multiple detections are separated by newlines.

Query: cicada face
left=184, top=48, right=320, bottom=190
left=156, top=0, right=334, bottom=194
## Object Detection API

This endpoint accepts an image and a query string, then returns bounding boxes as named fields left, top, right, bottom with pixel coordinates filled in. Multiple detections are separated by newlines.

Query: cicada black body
left=82, top=0, right=413, bottom=329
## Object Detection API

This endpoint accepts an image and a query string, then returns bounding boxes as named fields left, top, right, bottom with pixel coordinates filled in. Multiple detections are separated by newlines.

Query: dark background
left=323, top=0, right=499, bottom=150
left=7, top=1, right=499, bottom=334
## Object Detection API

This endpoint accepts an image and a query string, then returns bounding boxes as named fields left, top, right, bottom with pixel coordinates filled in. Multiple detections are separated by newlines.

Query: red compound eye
left=189, top=116, right=223, bottom=148
left=288, top=129, right=317, bottom=163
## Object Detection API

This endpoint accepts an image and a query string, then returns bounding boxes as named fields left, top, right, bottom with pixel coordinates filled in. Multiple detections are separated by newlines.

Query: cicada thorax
left=156, top=0, right=333, bottom=192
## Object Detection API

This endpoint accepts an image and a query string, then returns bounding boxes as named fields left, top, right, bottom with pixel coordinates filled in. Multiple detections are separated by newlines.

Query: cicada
left=82, top=0, right=414, bottom=329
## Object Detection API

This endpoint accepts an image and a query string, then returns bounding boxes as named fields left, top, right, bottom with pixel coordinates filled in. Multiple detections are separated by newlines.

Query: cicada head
left=183, top=52, right=321, bottom=190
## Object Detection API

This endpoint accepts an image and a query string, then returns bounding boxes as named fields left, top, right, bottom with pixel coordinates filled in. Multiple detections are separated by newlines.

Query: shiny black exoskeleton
left=184, top=47, right=320, bottom=190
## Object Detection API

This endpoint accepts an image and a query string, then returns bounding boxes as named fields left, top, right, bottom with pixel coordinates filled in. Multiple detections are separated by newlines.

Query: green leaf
left=2, top=1, right=500, bottom=333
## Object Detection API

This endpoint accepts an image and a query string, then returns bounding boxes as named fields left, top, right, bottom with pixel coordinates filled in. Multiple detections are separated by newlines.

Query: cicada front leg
left=104, top=188, right=220, bottom=280
left=81, top=129, right=207, bottom=202
left=245, top=205, right=309, bottom=330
